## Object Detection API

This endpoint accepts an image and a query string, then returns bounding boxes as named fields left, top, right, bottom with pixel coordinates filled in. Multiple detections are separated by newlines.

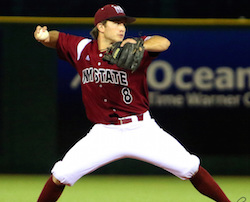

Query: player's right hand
left=34, top=25, right=50, bottom=43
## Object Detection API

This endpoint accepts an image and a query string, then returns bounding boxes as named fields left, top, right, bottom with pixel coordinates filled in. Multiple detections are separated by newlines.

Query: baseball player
left=35, top=4, right=230, bottom=202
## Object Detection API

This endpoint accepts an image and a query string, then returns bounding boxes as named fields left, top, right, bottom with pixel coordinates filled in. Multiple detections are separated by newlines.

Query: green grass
left=0, top=175, right=249, bottom=202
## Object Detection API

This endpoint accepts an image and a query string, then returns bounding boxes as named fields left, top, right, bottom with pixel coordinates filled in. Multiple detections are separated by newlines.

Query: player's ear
left=97, top=22, right=105, bottom=33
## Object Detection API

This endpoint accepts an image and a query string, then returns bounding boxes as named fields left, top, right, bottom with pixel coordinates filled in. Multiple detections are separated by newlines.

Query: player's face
left=103, top=20, right=126, bottom=43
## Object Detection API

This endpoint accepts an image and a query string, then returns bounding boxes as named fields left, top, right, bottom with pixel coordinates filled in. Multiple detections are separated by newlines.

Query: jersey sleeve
left=56, top=32, right=85, bottom=66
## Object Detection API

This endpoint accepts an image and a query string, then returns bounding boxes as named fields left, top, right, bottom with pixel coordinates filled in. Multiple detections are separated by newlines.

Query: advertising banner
left=147, top=28, right=250, bottom=109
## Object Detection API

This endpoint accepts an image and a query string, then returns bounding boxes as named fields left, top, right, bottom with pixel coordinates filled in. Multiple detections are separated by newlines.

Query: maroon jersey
left=57, top=32, right=157, bottom=124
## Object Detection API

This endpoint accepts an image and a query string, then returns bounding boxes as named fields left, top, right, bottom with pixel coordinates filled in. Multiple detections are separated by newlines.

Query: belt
left=115, top=113, right=144, bottom=125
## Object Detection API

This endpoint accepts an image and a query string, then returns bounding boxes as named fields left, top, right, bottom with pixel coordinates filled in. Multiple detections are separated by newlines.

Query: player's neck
left=97, top=37, right=112, bottom=52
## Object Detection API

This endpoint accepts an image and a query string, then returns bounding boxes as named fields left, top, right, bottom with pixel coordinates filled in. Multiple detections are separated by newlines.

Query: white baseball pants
left=52, top=111, right=200, bottom=186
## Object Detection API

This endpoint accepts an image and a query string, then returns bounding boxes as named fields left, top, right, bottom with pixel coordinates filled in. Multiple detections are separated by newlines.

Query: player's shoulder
left=76, top=38, right=93, bottom=59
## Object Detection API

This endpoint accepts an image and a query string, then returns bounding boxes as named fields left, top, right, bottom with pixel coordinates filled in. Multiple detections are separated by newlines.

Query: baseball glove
left=103, top=38, right=144, bottom=72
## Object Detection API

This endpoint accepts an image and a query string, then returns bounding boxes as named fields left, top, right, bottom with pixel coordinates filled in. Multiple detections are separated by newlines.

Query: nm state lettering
left=82, top=67, right=128, bottom=86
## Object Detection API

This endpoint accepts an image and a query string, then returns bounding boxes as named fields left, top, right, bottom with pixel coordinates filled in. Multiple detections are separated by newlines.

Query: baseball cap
left=94, top=4, right=136, bottom=26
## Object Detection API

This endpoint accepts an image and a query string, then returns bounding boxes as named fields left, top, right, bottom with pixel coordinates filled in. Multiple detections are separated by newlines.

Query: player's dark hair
left=90, top=20, right=107, bottom=40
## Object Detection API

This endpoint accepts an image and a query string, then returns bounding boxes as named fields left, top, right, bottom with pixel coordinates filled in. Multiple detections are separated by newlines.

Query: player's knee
left=177, top=155, right=200, bottom=180
left=51, top=161, right=72, bottom=186
left=52, top=175, right=65, bottom=186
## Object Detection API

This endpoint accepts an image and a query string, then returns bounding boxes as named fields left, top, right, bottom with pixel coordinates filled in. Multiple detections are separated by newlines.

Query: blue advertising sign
left=146, top=28, right=250, bottom=108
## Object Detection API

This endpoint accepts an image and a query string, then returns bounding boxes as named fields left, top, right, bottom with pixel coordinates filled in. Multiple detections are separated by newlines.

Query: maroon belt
left=115, top=114, right=144, bottom=125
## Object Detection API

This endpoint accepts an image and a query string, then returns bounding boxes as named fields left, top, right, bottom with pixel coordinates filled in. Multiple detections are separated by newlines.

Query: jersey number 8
left=121, top=87, right=133, bottom=104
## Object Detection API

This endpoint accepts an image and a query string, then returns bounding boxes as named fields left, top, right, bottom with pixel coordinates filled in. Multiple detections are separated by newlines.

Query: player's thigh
left=52, top=124, right=125, bottom=185
left=128, top=119, right=200, bottom=179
